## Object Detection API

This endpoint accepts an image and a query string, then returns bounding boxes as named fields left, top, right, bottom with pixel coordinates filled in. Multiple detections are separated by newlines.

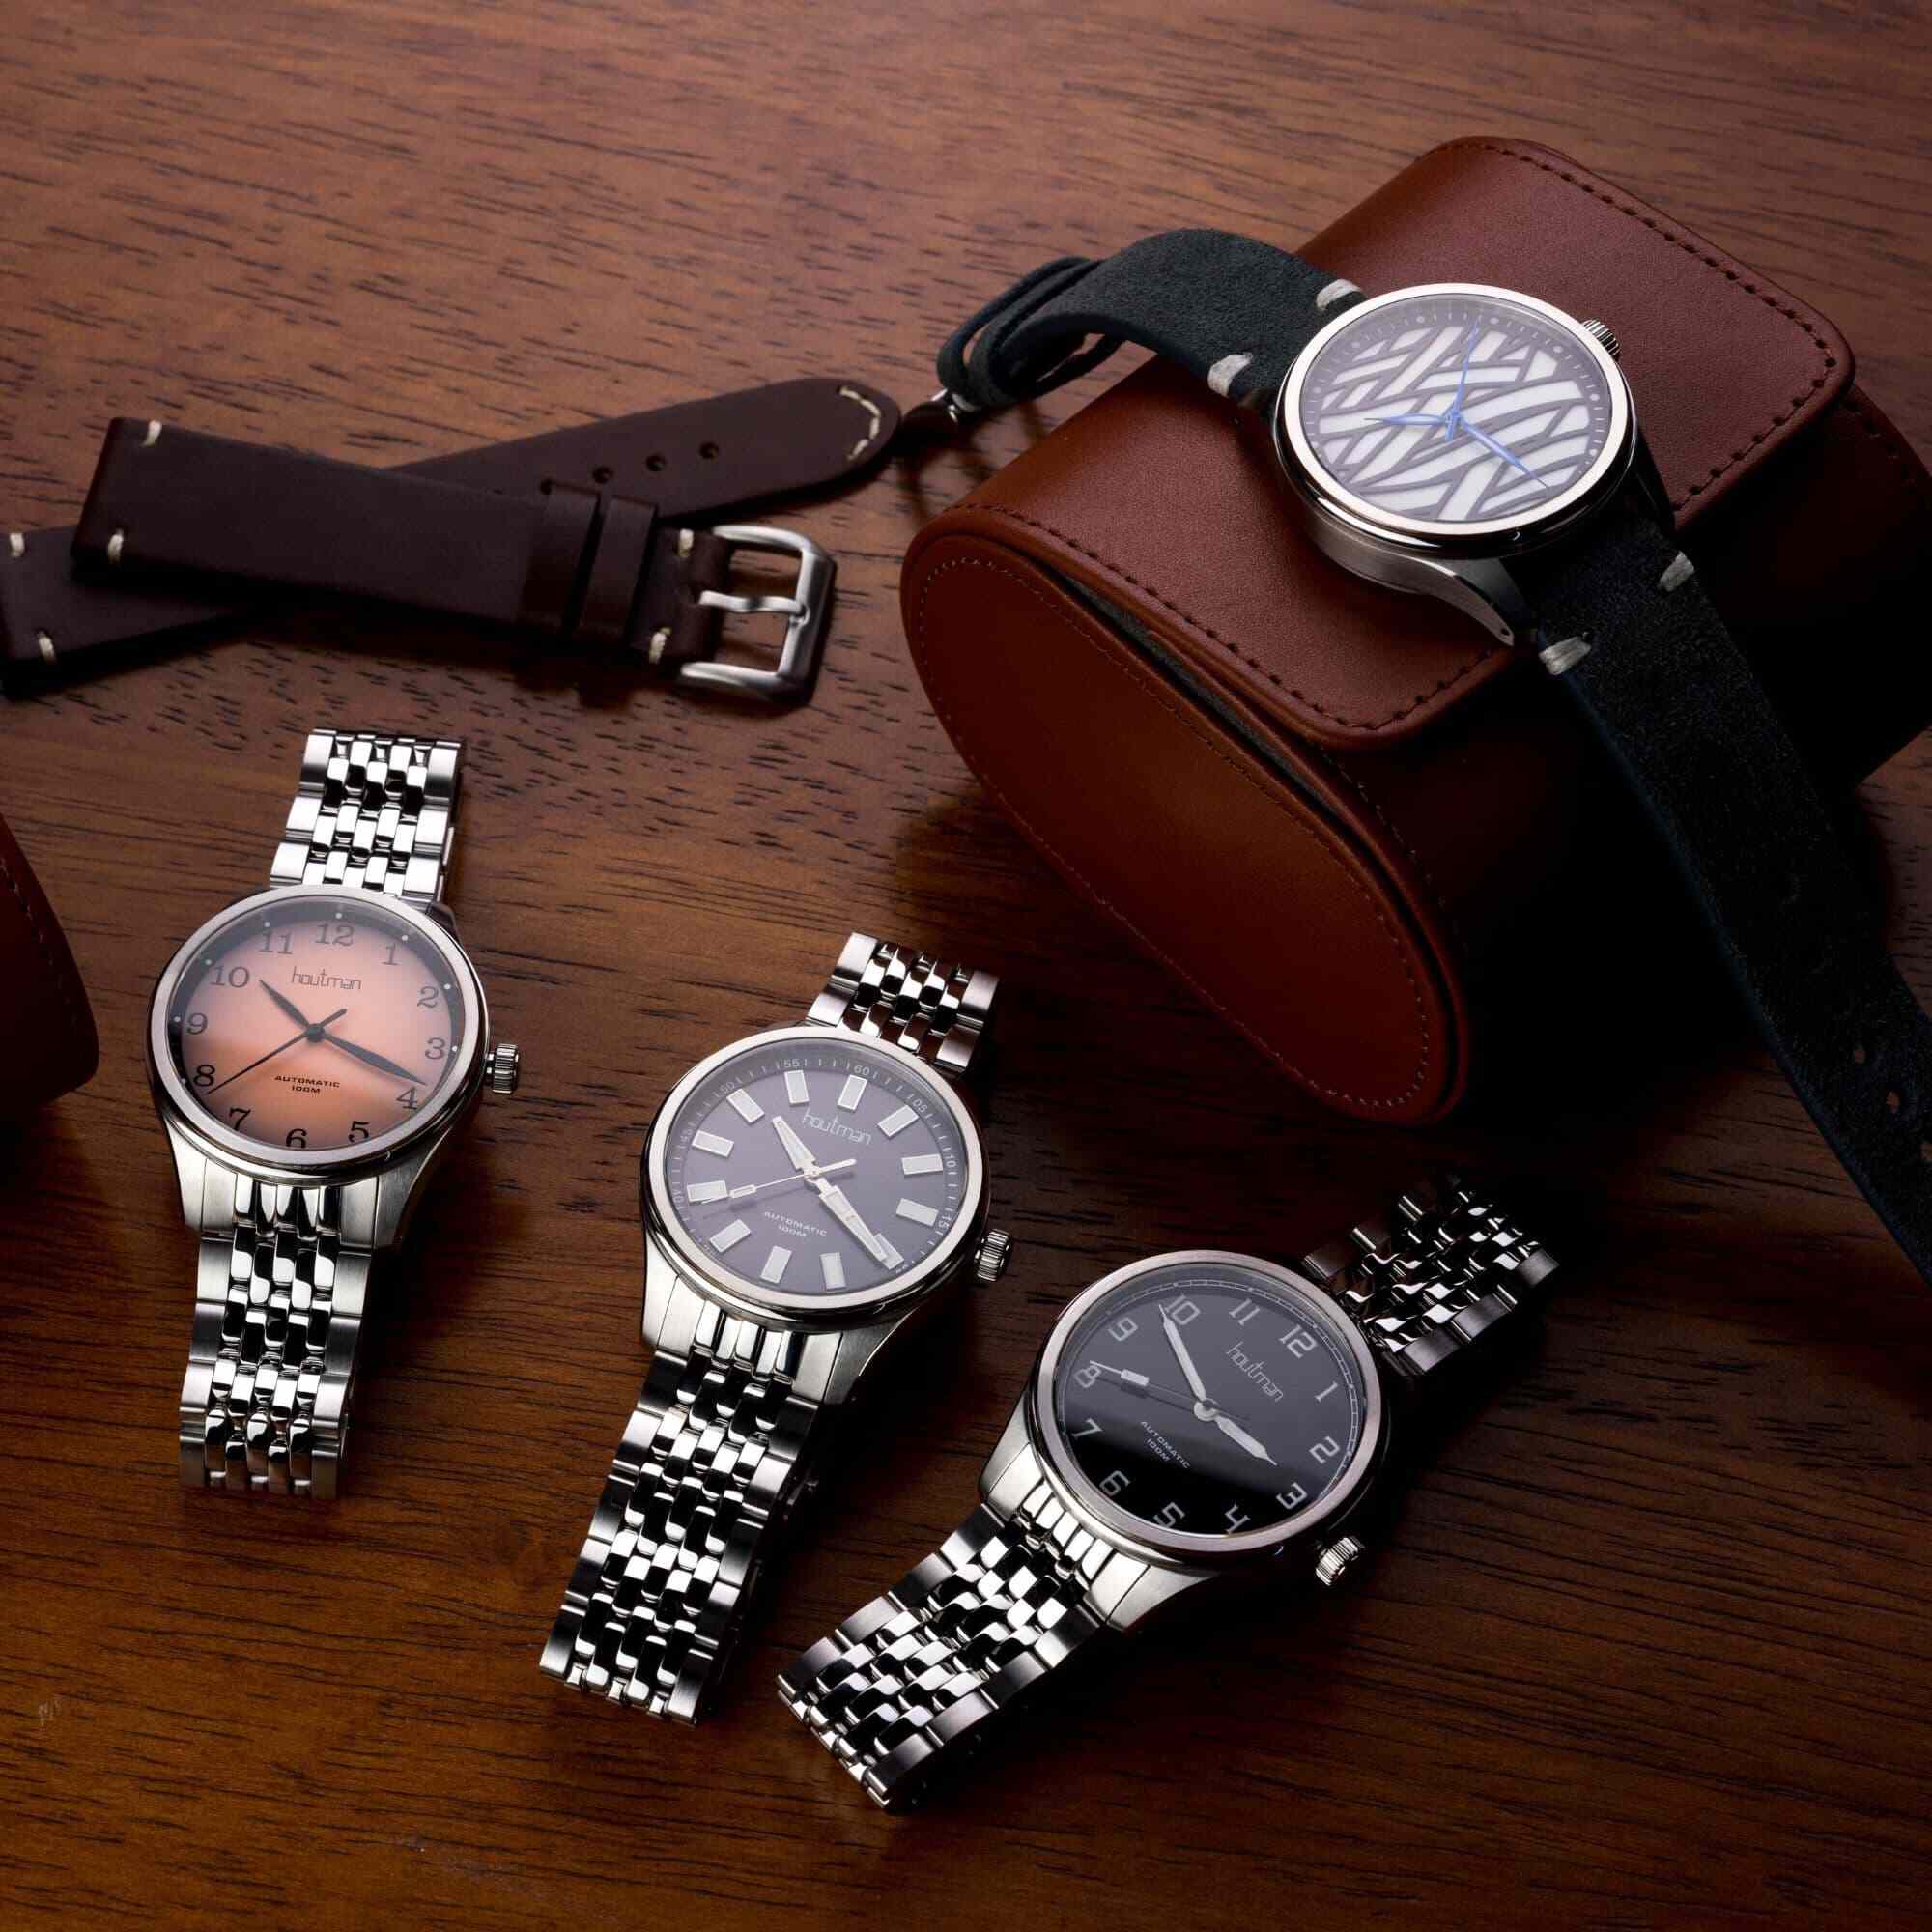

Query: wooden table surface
left=3, top=4, right=1930, bottom=1927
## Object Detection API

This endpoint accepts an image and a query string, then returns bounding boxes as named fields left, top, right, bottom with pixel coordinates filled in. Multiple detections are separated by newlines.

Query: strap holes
left=591, top=465, right=613, bottom=486
left=646, top=453, right=667, bottom=472
left=1887, top=1091, right=1903, bottom=1115
left=1853, top=1043, right=1868, bottom=1065
left=699, top=441, right=720, bottom=460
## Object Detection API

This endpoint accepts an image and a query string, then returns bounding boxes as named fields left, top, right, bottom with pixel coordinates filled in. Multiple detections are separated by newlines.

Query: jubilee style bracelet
left=541, top=934, right=1000, bottom=1723
left=780, top=1173, right=1552, bottom=1808
left=178, top=732, right=463, bottom=1497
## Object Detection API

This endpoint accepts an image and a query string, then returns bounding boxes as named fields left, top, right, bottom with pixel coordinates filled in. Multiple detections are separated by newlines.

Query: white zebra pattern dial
left=1292, top=286, right=1620, bottom=535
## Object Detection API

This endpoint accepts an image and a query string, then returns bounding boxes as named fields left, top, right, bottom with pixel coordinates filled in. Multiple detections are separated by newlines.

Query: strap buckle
left=676, top=523, right=834, bottom=701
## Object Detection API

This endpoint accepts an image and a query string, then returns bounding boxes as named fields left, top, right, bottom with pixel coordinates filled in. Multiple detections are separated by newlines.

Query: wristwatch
left=781, top=1174, right=1554, bottom=1808
left=931, top=235, right=1932, bottom=1288
left=540, top=932, right=1013, bottom=1723
left=149, top=729, right=521, bottom=1498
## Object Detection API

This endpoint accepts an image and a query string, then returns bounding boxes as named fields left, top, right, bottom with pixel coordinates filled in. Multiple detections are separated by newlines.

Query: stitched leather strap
left=1526, top=489, right=1932, bottom=1282
left=1, top=378, right=896, bottom=686
left=936, top=230, right=1350, bottom=414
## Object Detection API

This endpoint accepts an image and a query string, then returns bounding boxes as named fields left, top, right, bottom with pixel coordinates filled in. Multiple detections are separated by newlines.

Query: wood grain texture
left=1, top=3, right=1929, bottom=1926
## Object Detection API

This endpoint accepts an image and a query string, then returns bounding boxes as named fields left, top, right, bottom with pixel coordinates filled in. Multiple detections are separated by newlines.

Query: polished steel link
left=268, top=729, right=462, bottom=904
left=542, top=1301, right=823, bottom=1723
left=779, top=1473, right=1107, bottom=1809
left=180, top=1176, right=371, bottom=1499
left=807, top=931, right=997, bottom=1079
left=178, top=727, right=464, bottom=1497
left=1298, top=1173, right=1557, bottom=1383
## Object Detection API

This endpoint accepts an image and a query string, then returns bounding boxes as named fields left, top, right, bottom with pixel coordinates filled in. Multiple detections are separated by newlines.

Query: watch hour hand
left=205, top=1007, right=349, bottom=1094
left=1208, top=1410, right=1277, bottom=1464
left=260, top=980, right=313, bottom=1031
left=772, top=1114, right=817, bottom=1175
left=1460, top=418, right=1543, bottom=483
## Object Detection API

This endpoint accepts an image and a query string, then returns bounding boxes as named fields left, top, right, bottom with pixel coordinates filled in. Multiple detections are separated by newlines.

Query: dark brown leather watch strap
left=3, top=378, right=896, bottom=692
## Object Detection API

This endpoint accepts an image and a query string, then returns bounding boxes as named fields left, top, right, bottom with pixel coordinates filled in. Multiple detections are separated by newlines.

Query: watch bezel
left=1274, top=281, right=1635, bottom=554
left=641, top=1023, right=987, bottom=1324
left=1028, top=1249, right=1385, bottom=1564
left=147, top=884, right=489, bottom=1180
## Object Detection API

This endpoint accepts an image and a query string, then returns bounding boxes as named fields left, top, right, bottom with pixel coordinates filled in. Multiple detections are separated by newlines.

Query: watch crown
left=484, top=1041, right=522, bottom=1094
left=1314, top=1534, right=1366, bottom=1589
left=973, top=1229, right=1011, bottom=1284
left=1579, top=318, right=1621, bottom=362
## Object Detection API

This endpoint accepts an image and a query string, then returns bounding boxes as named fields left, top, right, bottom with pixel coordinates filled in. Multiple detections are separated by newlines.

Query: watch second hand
left=206, top=1007, right=349, bottom=1094
left=725, top=1160, right=856, bottom=1201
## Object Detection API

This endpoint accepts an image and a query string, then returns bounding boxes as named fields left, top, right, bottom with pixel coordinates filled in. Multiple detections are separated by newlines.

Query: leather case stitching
left=910, top=548, right=1444, bottom=1111
left=1456, top=139, right=1841, bottom=506
left=960, top=499, right=1499, bottom=733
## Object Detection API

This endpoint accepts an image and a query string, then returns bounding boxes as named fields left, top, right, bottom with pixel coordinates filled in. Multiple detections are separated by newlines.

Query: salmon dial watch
left=933, top=234, right=1932, bottom=1290
left=781, top=1175, right=1555, bottom=1809
left=148, top=729, right=521, bottom=1498
left=542, top=932, right=1012, bottom=1724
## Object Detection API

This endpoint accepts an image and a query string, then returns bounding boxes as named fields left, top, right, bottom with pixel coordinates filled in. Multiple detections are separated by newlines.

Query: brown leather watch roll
left=0, top=805, right=98, bottom=1120
left=903, top=138, right=1932, bottom=1124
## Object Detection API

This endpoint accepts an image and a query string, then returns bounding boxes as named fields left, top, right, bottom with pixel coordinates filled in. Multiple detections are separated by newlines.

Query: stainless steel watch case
left=639, top=1022, right=992, bottom=1345
left=148, top=883, right=493, bottom=1248
left=987, top=1251, right=1390, bottom=1631
left=1271, top=280, right=1640, bottom=647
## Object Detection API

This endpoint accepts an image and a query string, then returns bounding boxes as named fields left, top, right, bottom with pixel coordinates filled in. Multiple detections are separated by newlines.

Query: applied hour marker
left=820, top=1252, right=845, bottom=1291
left=760, top=1245, right=792, bottom=1285
left=901, top=1152, right=944, bottom=1176
left=895, top=1198, right=938, bottom=1228
left=727, top=1089, right=763, bottom=1123
left=686, top=1180, right=729, bottom=1204
left=711, top=1219, right=751, bottom=1253
left=785, top=1069, right=810, bottom=1106
left=837, top=1073, right=867, bottom=1111
left=693, top=1130, right=734, bottom=1157
left=878, top=1104, right=917, bottom=1138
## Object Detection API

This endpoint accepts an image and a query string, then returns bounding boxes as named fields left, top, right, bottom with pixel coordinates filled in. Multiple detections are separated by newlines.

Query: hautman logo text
left=1227, top=1345, right=1284, bottom=1402
left=801, top=1112, right=872, bottom=1147
left=292, top=966, right=363, bottom=992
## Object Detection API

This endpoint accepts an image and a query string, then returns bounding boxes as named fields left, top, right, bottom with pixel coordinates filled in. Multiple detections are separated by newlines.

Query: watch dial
left=1051, top=1259, right=1368, bottom=1539
left=1295, top=288, right=1618, bottom=531
left=164, top=895, right=468, bottom=1154
left=661, top=1037, right=973, bottom=1299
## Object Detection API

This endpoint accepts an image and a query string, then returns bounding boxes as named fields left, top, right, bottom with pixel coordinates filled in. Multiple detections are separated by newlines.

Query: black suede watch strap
left=1521, top=490, right=1932, bottom=1281
left=936, top=230, right=1353, bottom=414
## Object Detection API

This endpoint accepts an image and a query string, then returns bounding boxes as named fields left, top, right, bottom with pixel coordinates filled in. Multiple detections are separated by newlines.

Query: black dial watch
left=931, top=231, right=1932, bottom=1287
left=780, top=1175, right=1555, bottom=1808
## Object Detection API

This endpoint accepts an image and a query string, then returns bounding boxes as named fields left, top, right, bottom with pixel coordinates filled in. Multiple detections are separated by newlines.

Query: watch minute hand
left=205, top=1007, right=349, bottom=1094
left=1160, top=1310, right=1208, bottom=1404
left=321, top=1030, right=422, bottom=1084
left=816, top=1179, right=889, bottom=1265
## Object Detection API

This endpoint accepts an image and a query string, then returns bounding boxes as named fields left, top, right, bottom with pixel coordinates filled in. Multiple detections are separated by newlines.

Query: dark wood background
left=2, top=4, right=1929, bottom=1927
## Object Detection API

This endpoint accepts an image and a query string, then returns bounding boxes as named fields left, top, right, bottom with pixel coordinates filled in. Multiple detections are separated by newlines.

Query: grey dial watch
left=780, top=1174, right=1555, bottom=1808
left=540, top=932, right=1012, bottom=1724
left=149, top=729, right=522, bottom=1499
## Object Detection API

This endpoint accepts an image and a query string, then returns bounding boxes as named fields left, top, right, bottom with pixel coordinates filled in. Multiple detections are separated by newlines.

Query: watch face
left=656, top=1033, right=977, bottom=1305
left=1286, top=284, right=1625, bottom=538
left=1047, top=1256, right=1373, bottom=1545
left=160, top=893, right=470, bottom=1156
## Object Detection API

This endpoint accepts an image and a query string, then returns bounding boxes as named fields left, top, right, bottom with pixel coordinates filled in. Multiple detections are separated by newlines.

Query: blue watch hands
left=1376, top=324, right=1547, bottom=491
left=1457, top=418, right=1542, bottom=482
